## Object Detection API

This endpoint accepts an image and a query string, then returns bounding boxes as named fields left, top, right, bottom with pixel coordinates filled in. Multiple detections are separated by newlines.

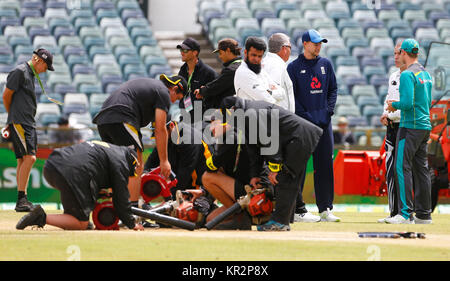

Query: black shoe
left=15, top=197, right=34, bottom=212
left=16, top=204, right=46, bottom=230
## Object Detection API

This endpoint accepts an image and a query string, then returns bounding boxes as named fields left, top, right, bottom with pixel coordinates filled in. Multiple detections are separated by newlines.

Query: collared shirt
left=383, top=70, right=401, bottom=123
left=6, top=63, right=37, bottom=127
left=234, top=60, right=286, bottom=106
left=262, top=52, right=295, bottom=113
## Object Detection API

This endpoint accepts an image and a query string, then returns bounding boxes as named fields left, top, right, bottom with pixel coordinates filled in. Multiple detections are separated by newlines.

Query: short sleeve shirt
left=6, top=63, right=37, bottom=126
left=93, top=78, right=171, bottom=130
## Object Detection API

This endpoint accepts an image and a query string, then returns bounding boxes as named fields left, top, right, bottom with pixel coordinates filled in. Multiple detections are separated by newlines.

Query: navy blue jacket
left=287, top=54, right=337, bottom=128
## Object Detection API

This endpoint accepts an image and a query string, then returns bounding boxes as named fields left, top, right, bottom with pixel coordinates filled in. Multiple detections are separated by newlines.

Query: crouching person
left=202, top=114, right=270, bottom=230
left=16, top=141, right=144, bottom=231
left=218, top=96, right=323, bottom=231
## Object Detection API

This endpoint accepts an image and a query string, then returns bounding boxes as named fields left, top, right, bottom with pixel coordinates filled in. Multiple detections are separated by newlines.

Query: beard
left=245, top=58, right=261, bottom=74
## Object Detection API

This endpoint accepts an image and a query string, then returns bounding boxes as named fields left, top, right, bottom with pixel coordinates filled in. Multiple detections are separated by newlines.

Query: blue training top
left=287, top=54, right=337, bottom=128
left=392, top=63, right=432, bottom=130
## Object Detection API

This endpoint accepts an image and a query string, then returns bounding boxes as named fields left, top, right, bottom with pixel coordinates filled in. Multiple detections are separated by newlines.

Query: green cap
left=401, top=38, right=420, bottom=54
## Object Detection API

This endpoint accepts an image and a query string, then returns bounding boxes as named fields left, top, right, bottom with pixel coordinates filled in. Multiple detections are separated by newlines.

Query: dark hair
left=405, top=50, right=418, bottom=59
left=245, top=37, right=266, bottom=52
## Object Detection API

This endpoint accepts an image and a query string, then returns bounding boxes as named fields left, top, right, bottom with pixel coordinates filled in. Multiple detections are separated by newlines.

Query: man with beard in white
left=234, top=37, right=287, bottom=106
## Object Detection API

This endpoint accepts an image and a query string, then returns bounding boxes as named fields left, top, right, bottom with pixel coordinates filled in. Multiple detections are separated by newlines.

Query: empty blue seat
left=254, top=10, right=277, bottom=25
left=53, top=84, right=77, bottom=95
left=123, top=63, right=147, bottom=80
left=347, top=116, right=368, bottom=127
left=429, top=11, right=450, bottom=24
left=148, top=64, right=172, bottom=78
left=360, top=56, right=384, bottom=67
left=0, top=18, right=20, bottom=33
left=121, top=9, right=144, bottom=23
left=22, top=1, right=44, bottom=13
left=144, top=56, right=168, bottom=71
left=93, top=1, right=115, bottom=13
left=101, top=74, right=123, bottom=92
left=411, top=20, right=435, bottom=34
left=0, top=64, right=14, bottom=73
left=79, top=83, right=103, bottom=95
left=53, top=26, right=76, bottom=41
left=19, top=9, right=42, bottom=24
left=72, top=64, right=96, bottom=76
left=46, top=0, right=67, bottom=9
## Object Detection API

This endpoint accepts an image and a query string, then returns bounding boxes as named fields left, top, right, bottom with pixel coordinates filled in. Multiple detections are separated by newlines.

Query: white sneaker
left=377, top=216, right=391, bottom=223
left=319, top=208, right=341, bottom=222
left=294, top=212, right=321, bottom=223
left=413, top=215, right=432, bottom=224
left=385, top=214, right=415, bottom=224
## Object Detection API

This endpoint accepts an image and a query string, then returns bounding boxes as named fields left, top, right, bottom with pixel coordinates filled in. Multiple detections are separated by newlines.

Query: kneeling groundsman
left=16, top=141, right=144, bottom=231
left=218, top=97, right=323, bottom=231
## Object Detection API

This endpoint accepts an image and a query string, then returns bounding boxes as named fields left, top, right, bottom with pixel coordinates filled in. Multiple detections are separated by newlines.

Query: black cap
left=160, top=74, right=188, bottom=96
left=176, top=37, right=200, bottom=52
left=33, top=48, right=54, bottom=71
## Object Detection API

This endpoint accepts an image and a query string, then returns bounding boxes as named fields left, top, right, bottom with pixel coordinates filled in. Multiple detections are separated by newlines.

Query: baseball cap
left=176, top=37, right=200, bottom=52
left=212, top=38, right=241, bottom=54
left=400, top=38, right=420, bottom=54
left=302, top=29, right=328, bottom=44
left=160, top=74, right=188, bottom=96
left=33, top=48, right=54, bottom=71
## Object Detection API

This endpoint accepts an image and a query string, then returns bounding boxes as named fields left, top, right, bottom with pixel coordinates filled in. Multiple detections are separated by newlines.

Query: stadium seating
left=195, top=0, right=450, bottom=145
left=0, top=0, right=172, bottom=135
left=1, top=0, right=449, bottom=146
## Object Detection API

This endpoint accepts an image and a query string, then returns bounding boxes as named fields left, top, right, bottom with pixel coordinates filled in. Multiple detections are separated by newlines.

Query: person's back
left=46, top=140, right=136, bottom=228
left=93, top=78, right=171, bottom=129
left=397, top=63, right=432, bottom=130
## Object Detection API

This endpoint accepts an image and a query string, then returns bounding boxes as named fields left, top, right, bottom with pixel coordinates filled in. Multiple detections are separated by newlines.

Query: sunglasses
left=180, top=49, right=191, bottom=53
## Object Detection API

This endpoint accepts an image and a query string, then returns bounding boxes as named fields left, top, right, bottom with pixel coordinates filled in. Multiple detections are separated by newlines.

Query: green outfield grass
left=0, top=210, right=449, bottom=261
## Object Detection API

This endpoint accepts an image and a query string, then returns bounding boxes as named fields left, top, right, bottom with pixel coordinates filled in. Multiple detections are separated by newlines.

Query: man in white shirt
left=262, top=33, right=295, bottom=112
left=378, top=41, right=406, bottom=223
left=234, top=37, right=286, bottom=106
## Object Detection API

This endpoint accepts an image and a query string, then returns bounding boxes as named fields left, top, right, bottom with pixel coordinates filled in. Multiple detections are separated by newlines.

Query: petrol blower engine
left=140, top=167, right=178, bottom=202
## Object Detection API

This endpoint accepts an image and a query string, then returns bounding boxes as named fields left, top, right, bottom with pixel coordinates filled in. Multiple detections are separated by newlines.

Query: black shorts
left=97, top=123, right=143, bottom=151
left=9, top=123, right=37, bottom=159
left=43, top=162, right=89, bottom=221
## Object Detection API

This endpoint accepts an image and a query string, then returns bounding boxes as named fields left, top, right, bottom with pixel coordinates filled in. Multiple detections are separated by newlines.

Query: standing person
left=234, top=37, right=287, bottom=106
left=386, top=39, right=433, bottom=224
left=218, top=96, right=323, bottom=231
left=262, top=33, right=295, bottom=112
left=2, top=48, right=54, bottom=212
left=377, top=41, right=406, bottom=223
left=16, top=141, right=144, bottom=231
left=177, top=37, right=217, bottom=122
left=92, top=75, right=187, bottom=207
left=194, top=38, right=242, bottom=110
left=287, top=29, right=340, bottom=222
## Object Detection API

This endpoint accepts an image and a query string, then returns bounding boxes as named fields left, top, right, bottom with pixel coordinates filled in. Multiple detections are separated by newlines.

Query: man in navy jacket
left=287, top=29, right=340, bottom=222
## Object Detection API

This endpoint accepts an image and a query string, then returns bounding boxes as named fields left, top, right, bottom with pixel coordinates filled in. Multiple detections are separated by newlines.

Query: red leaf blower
left=140, top=167, right=178, bottom=202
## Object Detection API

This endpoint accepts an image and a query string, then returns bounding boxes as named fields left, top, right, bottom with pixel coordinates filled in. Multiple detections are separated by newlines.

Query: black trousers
left=271, top=141, right=311, bottom=225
